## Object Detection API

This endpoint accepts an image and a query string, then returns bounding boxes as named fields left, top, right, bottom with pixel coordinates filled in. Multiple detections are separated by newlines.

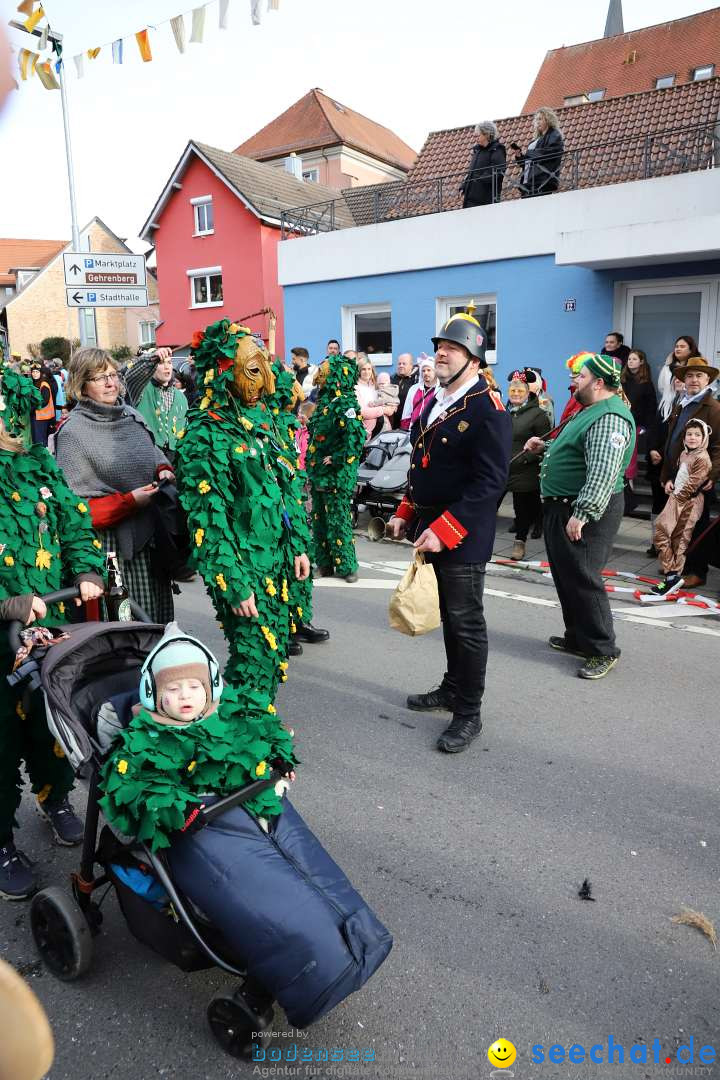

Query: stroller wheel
left=30, top=887, right=93, bottom=981
left=207, top=993, right=271, bottom=1059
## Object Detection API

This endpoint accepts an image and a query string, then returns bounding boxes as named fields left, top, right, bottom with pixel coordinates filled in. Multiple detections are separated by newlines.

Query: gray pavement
left=2, top=530, right=720, bottom=1080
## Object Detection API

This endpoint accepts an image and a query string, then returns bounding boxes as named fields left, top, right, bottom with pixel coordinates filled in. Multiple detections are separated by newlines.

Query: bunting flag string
left=9, top=0, right=281, bottom=92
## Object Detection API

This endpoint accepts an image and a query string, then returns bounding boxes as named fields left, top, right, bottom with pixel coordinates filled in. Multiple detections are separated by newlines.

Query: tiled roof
left=193, top=142, right=355, bottom=226
left=0, top=237, right=67, bottom=285
left=233, top=89, right=417, bottom=173
left=524, top=6, right=720, bottom=112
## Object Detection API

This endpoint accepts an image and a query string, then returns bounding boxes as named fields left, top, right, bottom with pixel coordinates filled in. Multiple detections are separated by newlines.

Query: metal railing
left=280, top=122, right=719, bottom=238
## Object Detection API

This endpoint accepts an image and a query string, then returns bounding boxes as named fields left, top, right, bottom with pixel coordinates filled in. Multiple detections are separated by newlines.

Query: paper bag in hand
left=388, top=553, right=441, bottom=636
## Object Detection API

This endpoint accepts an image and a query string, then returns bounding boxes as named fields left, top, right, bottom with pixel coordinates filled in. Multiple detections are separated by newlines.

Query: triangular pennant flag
left=36, top=59, right=60, bottom=89
left=190, top=7, right=206, bottom=43
left=73, top=53, right=84, bottom=78
left=16, top=0, right=35, bottom=15
left=37, top=23, right=49, bottom=50
left=87, top=48, right=101, bottom=60
left=170, top=15, right=186, bottom=53
left=267, top=0, right=279, bottom=9
left=250, top=0, right=262, bottom=25
left=135, top=29, right=152, bottom=62
left=23, top=3, right=44, bottom=31
left=112, top=39, right=124, bottom=64
left=219, top=0, right=230, bottom=28
left=18, top=48, right=39, bottom=80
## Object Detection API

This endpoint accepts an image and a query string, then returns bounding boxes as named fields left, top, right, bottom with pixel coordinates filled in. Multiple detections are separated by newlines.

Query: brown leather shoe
left=681, top=574, right=706, bottom=589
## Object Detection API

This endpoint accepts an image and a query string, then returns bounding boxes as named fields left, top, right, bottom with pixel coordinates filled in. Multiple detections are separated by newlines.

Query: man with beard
left=524, top=354, right=635, bottom=681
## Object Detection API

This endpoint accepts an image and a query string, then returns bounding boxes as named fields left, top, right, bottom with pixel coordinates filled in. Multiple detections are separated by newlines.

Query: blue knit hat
left=139, top=622, right=222, bottom=711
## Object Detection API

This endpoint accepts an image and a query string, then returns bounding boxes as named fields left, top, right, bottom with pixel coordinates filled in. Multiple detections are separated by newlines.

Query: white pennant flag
left=250, top=0, right=262, bottom=25
left=37, top=23, right=49, bottom=50
left=170, top=14, right=186, bottom=53
left=219, top=0, right=230, bottom=28
left=73, top=53, right=84, bottom=78
left=190, top=6, right=206, bottom=43
left=267, top=0, right=279, bottom=9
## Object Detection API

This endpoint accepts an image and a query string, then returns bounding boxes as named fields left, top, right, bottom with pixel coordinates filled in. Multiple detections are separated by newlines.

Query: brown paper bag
left=388, top=553, right=441, bottom=636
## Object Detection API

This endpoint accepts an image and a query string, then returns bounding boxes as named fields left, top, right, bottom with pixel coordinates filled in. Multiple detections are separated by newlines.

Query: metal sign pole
left=9, top=20, right=88, bottom=345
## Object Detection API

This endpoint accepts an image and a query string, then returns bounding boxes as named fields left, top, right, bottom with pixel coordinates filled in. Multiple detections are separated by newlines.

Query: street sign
left=63, top=252, right=147, bottom=288
left=66, top=287, right=149, bottom=308
left=564, top=298, right=577, bottom=312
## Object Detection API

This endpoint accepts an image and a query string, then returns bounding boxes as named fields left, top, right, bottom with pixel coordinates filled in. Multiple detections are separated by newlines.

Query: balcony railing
left=281, top=122, right=719, bottom=239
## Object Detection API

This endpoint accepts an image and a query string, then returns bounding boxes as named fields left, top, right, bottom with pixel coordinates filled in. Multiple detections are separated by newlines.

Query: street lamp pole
left=9, top=20, right=88, bottom=345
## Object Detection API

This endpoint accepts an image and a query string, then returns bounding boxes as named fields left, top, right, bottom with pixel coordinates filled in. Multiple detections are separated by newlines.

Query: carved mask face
left=232, top=335, right=276, bottom=404
left=288, top=379, right=304, bottom=412
left=313, top=361, right=330, bottom=390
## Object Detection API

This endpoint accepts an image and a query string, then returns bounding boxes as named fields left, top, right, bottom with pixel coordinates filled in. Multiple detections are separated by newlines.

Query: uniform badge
left=457, top=421, right=469, bottom=433
left=609, top=432, right=626, bottom=450
left=439, top=411, right=448, bottom=422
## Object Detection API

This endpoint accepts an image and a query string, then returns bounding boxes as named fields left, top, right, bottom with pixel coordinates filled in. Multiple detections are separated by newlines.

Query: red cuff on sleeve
left=89, top=492, right=136, bottom=530
left=429, top=511, right=468, bottom=549
left=395, top=497, right=416, bottom=524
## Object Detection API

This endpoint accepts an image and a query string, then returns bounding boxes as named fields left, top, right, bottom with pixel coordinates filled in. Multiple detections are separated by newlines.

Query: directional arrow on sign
left=68, top=263, right=81, bottom=276
left=71, top=291, right=83, bottom=304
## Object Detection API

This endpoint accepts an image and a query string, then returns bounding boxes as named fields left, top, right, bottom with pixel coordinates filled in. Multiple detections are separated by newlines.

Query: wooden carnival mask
left=232, top=334, right=276, bottom=404
left=313, top=360, right=330, bottom=390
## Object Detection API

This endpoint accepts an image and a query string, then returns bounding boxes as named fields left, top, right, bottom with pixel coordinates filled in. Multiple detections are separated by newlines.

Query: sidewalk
left=494, top=494, right=720, bottom=593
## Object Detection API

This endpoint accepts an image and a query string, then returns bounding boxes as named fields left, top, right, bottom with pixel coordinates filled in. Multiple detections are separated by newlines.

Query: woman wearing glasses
left=55, top=348, right=176, bottom=623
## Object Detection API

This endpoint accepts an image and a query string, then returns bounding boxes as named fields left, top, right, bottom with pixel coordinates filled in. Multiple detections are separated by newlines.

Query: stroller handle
left=6, top=586, right=153, bottom=654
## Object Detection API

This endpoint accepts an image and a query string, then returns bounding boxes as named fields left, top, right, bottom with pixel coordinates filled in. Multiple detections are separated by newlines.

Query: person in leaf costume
left=269, top=360, right=329, bottom=652
left=0, top=364, right=105, bottom=899
left=176, top=320, right=311, bottom=695
left=99, top=623, right=296, bottom=852
left=306, top=355, right=366, bottom=582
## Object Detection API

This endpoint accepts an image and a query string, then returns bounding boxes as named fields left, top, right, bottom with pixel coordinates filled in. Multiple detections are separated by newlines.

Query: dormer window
left=692, top=64, right=714, bottom=81
left=655, top=74, right=675, bottom=89
left=191, top=196, right=214, bottom=236
left=586, top=89, right=605, bottom=101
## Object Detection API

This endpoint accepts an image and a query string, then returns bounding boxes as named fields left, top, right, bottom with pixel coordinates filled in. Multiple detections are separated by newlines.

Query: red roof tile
left=233, top=89, right=417, bottom=173
left=524, top=7, right=720, bottom=112
left=0, top=237, right=67, bottom=285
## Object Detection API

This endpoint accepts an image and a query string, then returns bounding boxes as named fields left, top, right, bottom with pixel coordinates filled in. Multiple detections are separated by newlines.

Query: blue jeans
left=434, top=561, right=488, bottom=720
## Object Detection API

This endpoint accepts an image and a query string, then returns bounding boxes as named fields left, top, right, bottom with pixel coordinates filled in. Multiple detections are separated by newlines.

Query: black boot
left=288, top=639, right=303, bottom=657
left=295, top=622, right=330, bottom=644
left=406, top=685, right=455, bottom=712
left=436, top=715, right=482, bottom=753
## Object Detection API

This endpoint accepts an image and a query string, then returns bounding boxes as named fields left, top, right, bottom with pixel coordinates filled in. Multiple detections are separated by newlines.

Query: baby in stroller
left=93, top=622, right=392, bottom=1046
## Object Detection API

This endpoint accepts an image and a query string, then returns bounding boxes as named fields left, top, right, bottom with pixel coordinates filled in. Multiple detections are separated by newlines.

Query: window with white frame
left=187, top=266, right=223, bottom=308
left=139, top=320, right=157, bottom=346
left=655, top=74, right=675, bottom=89
left=192, top=196, right=214, bottom=235
left=341, top=303, right=392, bottom=366
left=586, top=89, right=605, bottom=101
left=435, top=295, right=497, bottom=364
left=692, top=64, right=714, bottom=81
left=302, top=168, right=319, bottom=183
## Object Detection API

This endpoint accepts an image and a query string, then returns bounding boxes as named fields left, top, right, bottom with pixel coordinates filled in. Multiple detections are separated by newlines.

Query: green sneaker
left=577, top=655, right=618, bottom=680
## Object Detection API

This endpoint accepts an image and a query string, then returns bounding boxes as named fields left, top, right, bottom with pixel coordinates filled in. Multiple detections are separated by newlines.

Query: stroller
left=10, top=587, right=392, bottom=1059
left=352, top=429, right=411, bottom=525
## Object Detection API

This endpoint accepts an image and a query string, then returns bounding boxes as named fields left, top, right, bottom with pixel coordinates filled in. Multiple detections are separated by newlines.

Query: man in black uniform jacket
left=387, top=309, right=511, bottom=752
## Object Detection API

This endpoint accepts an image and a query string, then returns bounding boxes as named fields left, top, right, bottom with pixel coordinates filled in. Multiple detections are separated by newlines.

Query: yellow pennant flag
left=87, top=47, right=101, bottom=60
left=18, top=48, right=39, bottom=80
left=23, top=3, right=45, bottom=32
left=135, top=29, right=152, bottom=62
left=36, top=60, right=60, bottom=90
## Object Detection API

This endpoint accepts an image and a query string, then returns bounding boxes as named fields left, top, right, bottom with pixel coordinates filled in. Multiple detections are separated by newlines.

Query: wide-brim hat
left=674, top=356, right=719, bottom=382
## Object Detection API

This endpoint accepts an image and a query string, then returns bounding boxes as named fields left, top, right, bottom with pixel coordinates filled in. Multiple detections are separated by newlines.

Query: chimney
left=284, top=152, right=303, bottom=180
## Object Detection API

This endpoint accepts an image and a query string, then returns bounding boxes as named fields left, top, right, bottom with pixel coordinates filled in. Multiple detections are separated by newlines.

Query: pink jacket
left=295, top=425, right=310, bottom=470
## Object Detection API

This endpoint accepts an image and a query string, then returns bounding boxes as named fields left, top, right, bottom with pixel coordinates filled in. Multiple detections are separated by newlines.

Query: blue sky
left=1, top=0, right=716, bottom=248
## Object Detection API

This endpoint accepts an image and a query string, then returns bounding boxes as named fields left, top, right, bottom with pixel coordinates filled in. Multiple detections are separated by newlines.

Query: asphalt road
left=2, top=536, right=720, bottom=1080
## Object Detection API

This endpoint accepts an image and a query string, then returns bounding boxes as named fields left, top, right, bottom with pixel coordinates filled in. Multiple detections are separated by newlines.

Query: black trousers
left=684, top=498, right=712, bottom=577
left=512, top=490, right=542, bottom=541
left=435, top=562, right=488, bottom=720
left=543, top=492, right=624, bottom=658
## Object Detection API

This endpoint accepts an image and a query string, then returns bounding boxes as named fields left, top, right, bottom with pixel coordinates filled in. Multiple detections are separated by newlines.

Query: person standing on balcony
left=460, top=122, right=506, bottom=208
left=513, top=108, right=564, bottom=197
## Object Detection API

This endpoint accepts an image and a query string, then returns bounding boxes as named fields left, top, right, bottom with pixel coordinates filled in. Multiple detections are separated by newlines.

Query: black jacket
left=622, top=374, right=657, bottom=433
left=516, top=128, right=564, bottom=196
left=391, top=369, right=418, bottom=428
left=400, top=377, right=511, bottom=563
left=461, top=140, right=506, bottom=207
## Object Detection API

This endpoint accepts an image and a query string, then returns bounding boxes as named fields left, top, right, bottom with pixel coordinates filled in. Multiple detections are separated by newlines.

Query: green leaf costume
left=306, top=356, right=366, bottom=577
left=99, top=684, right=296, bottom=852
left=176, top=321, right=311, bottom=696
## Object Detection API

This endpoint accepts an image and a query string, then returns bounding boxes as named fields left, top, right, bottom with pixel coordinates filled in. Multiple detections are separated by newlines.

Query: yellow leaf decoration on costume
left=260, top=625, right=277, bottom=651
left=323, top=407, right=328, bottom=415
left=240, top=417, right=253, bottom=431
left=92, top=539, right=102, bottom=549
left=35, top=548, right=52, bottom=570
left=204, top=369, right=215, bottom=384
left=279, top=661, right=289, bottom=672
left=347, top=456, right=356, bottom=464
left=281, top=579, right=289, bottom=603
left=267, top=704, right=276, bottom=714
left=195, top=528, right=205, bottom=547
left=339, top=420, right=345, bottom=427
left=255, top=761, right=267, bottom=777
left=4, top=556, right=14, bottom=567
left=234, top=445, right=245, bottom=454
left=308, top=444, right=316, bottom=454
left=11, top=492, right=20, bottom=502
left=290, top=621, right=297, bottom=634
left=37, top=784, right=52, bottom=803
left=335, top=389, right=342, bottom=397
left=187, top=760, right=197, bottom=773
left=77, top=502, right=88, bottom=514
left=265, top=577, right=277, bottom=597
left=198, top=480, right=211, bottom=494
left=57, top=602, right=65, bottom=614
left=200, top=394, right=212, bottom=410
left=296, top=606, right=303, bottom=619
left=215, top=574, right=227, bottom=592
left=15, top=701, right=26, bottom=720
left=334, top=557, right=341, bottom=565
left=343, top=366, right=348, bottom=375
left=117, top=759, right=128, bottom=775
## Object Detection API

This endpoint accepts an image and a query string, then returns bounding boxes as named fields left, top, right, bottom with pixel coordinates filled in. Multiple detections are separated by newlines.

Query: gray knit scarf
left=55, top=398, right=168, bottom=560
